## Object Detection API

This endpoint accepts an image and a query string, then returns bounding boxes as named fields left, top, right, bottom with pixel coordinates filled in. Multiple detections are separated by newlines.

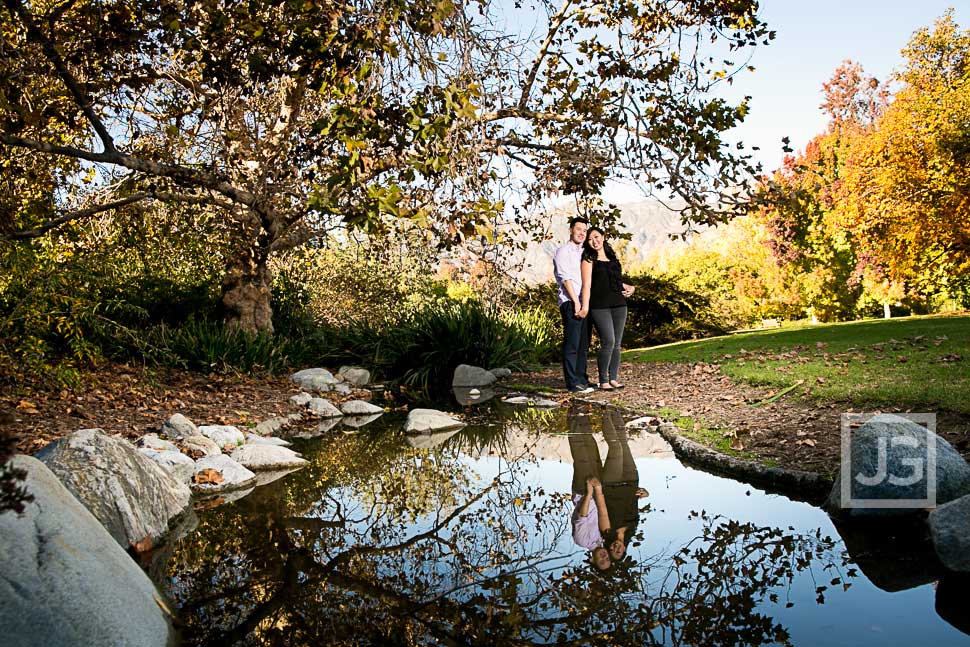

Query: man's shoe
left=570, top=385, right=594, bottom=394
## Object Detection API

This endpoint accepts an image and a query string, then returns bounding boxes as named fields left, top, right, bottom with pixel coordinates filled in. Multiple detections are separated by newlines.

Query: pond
left=156, top=400, right=970, bottom=646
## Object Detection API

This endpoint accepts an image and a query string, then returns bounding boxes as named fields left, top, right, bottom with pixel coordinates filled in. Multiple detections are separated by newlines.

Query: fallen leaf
left=897, top=356, right=908, bottom=363
left=816, top=377, right=826, bottom=384
left=192, top=468, right=224, bottom=485
left=131, top=536, right=153, bottom=553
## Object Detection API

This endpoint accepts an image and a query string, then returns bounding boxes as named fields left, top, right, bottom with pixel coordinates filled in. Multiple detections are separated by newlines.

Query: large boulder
left=340, top=400, right=383, bottom=415
left=189, top=454, right=257, bottom=493
left=159, top=412, right=198, bottom=440
left=291, top=368, right=338, bottom=392
left=229, top=445, right=308, bottom=471
left=929, top=494, right=970, bottom=572
left=37, top=429, right=191, bottom=550
left=404, top=409, right=466, bottom=434
left=826, top=414, right=970, bottom=518
left=0, top=456, right=175, bottom=647
left=338, top=366, right=371, bottom=386
left=198, top=425, right=246, bottom=450
left=452, top=364, right=498, bottom=387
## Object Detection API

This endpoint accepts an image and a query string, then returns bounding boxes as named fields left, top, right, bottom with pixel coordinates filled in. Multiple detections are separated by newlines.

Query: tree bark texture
left=222, top=256, right=274, bottom=335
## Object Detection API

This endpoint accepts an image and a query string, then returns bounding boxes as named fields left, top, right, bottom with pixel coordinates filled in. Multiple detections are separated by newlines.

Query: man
left=553, top=217, right=593, bottom=393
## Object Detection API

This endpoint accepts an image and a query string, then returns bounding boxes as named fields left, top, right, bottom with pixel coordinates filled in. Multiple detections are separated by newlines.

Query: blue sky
left=603, top=1, right=968, bottom=203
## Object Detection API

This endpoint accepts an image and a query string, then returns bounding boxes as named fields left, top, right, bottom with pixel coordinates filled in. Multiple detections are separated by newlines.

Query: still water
left=159, top=402, right=970, bottom=646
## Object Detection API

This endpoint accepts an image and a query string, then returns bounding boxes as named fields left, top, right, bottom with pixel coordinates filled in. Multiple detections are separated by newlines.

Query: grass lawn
left=624, top=313, right=970, bottom=414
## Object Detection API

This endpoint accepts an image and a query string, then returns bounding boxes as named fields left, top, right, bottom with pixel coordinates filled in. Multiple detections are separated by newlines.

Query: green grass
left=503, top=382, right=558, bottom=395
left=648, top=406, right=761, bottom=461
left=625, top=314, right=970, bottom=414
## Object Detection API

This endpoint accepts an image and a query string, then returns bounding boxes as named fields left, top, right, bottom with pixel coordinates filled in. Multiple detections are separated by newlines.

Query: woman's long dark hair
left=582, top=227, right=624, bottom=293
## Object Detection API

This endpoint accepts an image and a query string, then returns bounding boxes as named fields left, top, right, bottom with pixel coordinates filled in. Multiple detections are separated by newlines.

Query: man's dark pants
left=560, top=301, right=590, bottom=389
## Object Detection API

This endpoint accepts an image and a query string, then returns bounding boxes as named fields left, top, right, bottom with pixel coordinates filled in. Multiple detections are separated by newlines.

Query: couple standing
left=553, top=217, right=635, bottom=394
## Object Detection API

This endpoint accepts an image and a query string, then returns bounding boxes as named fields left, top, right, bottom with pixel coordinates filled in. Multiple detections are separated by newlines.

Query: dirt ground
left=4, top=360, right=968, bottom=478
left=513, top=361, right=970, bottom=477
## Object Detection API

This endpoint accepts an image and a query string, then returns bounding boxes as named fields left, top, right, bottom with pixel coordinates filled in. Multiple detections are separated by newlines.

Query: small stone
left=230, top=445, right=308, bottom=471
left=291, top=368, right=338, bottom=392
left=289, top=392, right=313, bottom=407
left=404, top=409, right=466, bottom=434
left=533, top=398, right=560, bottom=408
left=340, top=400, right=383, bottom=415
left=137, top=448, right=196, bottom=483
left=307, top=397, right=343, bottom=418
left=338, top=366, right=371, bottom=386
left=179, top=434, right=221, bottom=457
left=503, top=396, right=530, bottom=404
left=198, top=425, right=246, bottom=449
left=489, top=367, right=512, bottom=379
left=190, top=454, right=257, bottom=493
left=254, top=417, right=291, bottom=436
left=333, top=383, right=352, bottom=395
left=160, top=413, right=198, bottom=440
left=245, top=433, right=291, bottom=447
left=137, top=433, right=179, bottom=453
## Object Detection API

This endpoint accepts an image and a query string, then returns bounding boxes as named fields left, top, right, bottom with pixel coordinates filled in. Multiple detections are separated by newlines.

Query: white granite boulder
left=198, top=425, right=246, bottom=450
left=307, top=397, right=343, bottom=418
left=230, top=445, right=308, bottom=471
left=37, top=428, right=191, bottom=550
left=291, top=368, right=338, bottom=392
left=0, top=456, right=175, bottom=647
left=489, top=367, right=512, bottom=379
left=160, top=412, right=198, bottom=440
left=453, top=364, right=498, bottom=387
left=338, top=366, right=371, bottom=386
left=137, top=448, right=196, bottom=484
left=341, top=400, right=383, bottom=415
left=190, top=454, right=257, bottom=493
left=254, top=416, right=291, bottom=436
left=404, top=409, right=466, bottom=434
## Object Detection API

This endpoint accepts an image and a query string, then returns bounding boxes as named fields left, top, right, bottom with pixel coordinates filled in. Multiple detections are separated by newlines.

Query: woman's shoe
left=599, top=383, right=614, bottom=391
left=609, top=380, right=625, bottom=389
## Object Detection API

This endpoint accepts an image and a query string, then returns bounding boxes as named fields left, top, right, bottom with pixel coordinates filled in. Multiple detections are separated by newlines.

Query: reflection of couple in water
left=569, top=408, right=648, bottom=572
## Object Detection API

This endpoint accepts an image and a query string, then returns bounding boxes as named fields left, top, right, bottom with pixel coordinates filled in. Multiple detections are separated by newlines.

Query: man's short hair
left=568, top=216, right=589, bottom=229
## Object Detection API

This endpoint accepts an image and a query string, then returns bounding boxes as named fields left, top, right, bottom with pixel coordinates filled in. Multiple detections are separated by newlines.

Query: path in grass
left=625, top=314, right=969, bottom=415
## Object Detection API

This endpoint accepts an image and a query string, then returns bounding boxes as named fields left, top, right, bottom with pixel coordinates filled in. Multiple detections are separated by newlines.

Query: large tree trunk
left=222, top=255, right=274, bottom=335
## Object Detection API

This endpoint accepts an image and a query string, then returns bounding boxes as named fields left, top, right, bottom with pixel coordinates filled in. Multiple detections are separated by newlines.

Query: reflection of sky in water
left=462, top=448, right=968, bottom=646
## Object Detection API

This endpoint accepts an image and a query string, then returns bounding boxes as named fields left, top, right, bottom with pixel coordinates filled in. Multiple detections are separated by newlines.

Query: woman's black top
left=588, top=259, right=626, bottom=309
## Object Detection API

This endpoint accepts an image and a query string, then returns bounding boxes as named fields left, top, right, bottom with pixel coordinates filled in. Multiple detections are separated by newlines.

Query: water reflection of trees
left=167, top=423, right=852, bottom=646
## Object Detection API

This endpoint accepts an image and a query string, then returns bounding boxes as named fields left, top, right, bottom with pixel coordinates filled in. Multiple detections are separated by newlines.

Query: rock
left=307, top=397, right=343, bottom=418
left=936, top=572, right=970, bottom=635
left=230, top=445, right=307, bottom=471
left=489, top=367, right=512, bottom=379
left=291, top=368, right=338, bottom=392
left=343, top=414, right=383, bottom=429
left=189, top=454, right=257, bottom=493
left=198, top=425, right=246, bottom=450
left=245, top=433, right=292, bottom=447
left=315, top=417, right=343, bottom=434
left=503, top=396, right=530, bottom=404
left=0, top=456, right=175, bottom=647
left=533, top=398, right=560, bottom=408
left=404, top=409, right=466, bottom=434
left=160, top=412, right=198, bottom=440
left=626, top=416, right=660, bottom=428
left=826, top=414, right=970, bottom=517
left=929, top=494, right=970, bottom=572
left=137, top=448, right=196, bottom=484
left=289, top=392, right=313, bottom=407
left=254, top=416, right=291, bottom=436
left=832, top=516, right=943, bottom=592
left=37, top=429, right=191, bottom=550
left=194, top=487, right=255, bottom=508
left=338, top=366, right=371, bottom=386
left=340, top=400, right=383, bottom=415
left=500, top=395, right=558, bottom=408
left=333, top=383, right=352, bottom=395
left=453, top=364, right=498, bottom=387
left=136, top=433, right=179, bottom=453
left=179, top=434, right=221, bottom=457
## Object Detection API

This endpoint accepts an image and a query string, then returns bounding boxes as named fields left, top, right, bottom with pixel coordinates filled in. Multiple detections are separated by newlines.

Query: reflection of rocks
left=193, top=486, right=256, bottom=509
left=190, top=454, right=257, bottom=493
left=826, top=414, right=970, bottom=518
left=464, top=426, right=674, bottom=462
left=501, top=395, right=559, bottom=408
left=38, top=429, right=191, bottom=549
left=142, top=509, right=200, bottom=584
left=929, top=494, right=970, bottom=572
left=254, top=468, right=303, bottom=488
left=0, top=456, right=175, bottom=647
left=230, top=445, right=308, bottom=471
left=936, top=572, right=970, bottom=636
left=404, top=409, right=466, bottom=434
left=343, top=414, right=383, bottom=429
left=832, top=517, right=944, bottom=592
left=453, top=364, right=498, bottom=387
left=454, top=387, right=496, bottom=405
left=405, top=428, right=463, bottom=450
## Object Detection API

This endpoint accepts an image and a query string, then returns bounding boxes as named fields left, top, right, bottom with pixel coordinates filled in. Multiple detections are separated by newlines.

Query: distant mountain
left=511, top=199, right=697, bottom=284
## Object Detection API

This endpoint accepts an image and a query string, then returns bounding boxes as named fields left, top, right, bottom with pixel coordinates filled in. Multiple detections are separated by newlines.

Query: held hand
left=587, top=476, right=602, bottom=492
left=622, top=283, right=635, bottom=297
left=635, top=487, right=649, bottom=499
left=576, top=307, right=588, bottom=319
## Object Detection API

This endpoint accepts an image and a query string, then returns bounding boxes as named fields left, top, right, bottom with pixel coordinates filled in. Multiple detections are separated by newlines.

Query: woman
left=578, top=227, right=634, bottom=390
